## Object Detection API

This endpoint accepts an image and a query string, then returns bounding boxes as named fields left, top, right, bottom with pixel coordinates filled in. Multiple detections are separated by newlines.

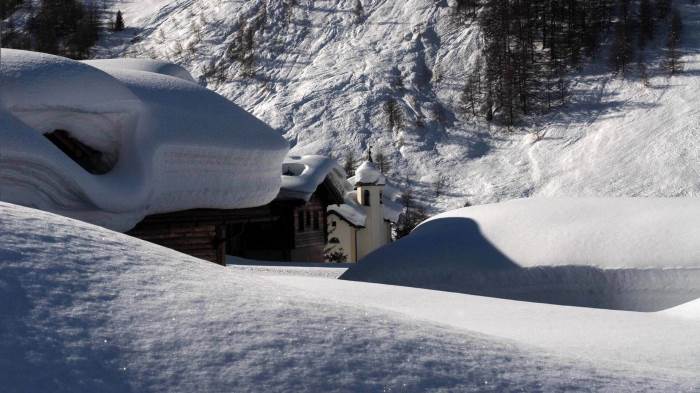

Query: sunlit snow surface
left=1, top=202, right=698, bottom=392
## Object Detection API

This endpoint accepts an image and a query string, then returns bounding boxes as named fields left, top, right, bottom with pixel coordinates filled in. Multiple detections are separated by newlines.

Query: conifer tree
left=654, top=0, right=671, bottom=20
left=664, top=9, right=683, bottom=75
left=343, top=151, right=357, bottom=177
left=383, top=98, right=403, bottom=131
left=639, top=0, right=654, bottom=48
left=27, top=0, right=101, bottom=59
left=610, top=16, right=634, bottom=75
left=353, top=0, right=364, bottom=23
left=373, top=149, right=391, bottom=174
left=114, top=10, right=125, bottom=32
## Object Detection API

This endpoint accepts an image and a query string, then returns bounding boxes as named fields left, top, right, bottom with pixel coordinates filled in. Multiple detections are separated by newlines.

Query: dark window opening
left=380, top=191, right=383, bottom=204
left=44, top=130, right=113, bottom=175
left=313, top=211, right=320, bottom=230
left=306, top=211, right=311, bottom=226
left=331, top=221, right=337, bottom=227
left=329, top=237, right=340, bottom=244
left=363, top=189, right=371, bottom=206
left=297, top=210, right=305, bottom=232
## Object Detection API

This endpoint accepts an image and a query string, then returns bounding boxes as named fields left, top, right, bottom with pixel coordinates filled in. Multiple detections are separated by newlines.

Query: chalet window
left=329, top=237, right=340, bottom=244
left=331, top=221, right=337, bottom=227
left=306, top=211, right=312, bottom=227
left=363, top=190, right=371, bottom=206
left=44, top=130, right=114, bottom=175
left=297, top=210, right=305, bottom=232
left=313, top=211, right=320, bottom=230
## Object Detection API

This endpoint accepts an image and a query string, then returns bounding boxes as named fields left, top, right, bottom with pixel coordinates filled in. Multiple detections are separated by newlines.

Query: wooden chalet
left=128, top=155, right=346, bottom=265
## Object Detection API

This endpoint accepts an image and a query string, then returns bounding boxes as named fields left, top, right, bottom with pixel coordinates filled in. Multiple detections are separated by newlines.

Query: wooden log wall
left=128, top=221, right=222, bottom=264
left=292, top=195, right=327, bottom=261
left=127, top=207, right=274, bottom=265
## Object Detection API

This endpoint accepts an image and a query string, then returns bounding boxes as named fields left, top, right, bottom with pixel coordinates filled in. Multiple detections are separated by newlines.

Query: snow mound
left=662, top=298, right=700, bottom=321
left=6, top=201, right=694, bottom=391
left=83, top=58, right=197, bottom=83
left=342, top=198, right=700, bottom=311
left=0, top=49, right=288, bottom=231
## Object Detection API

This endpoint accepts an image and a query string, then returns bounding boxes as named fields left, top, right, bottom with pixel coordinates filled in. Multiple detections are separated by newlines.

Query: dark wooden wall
left=127, top=177, right=344, bottom=265
left=291, top=195, right=327, bottom=261
left=129, top=221, right=223, bottom=263
left=226, top=203, right=295, bottom=261
left=127, top=207, right=275, bottom=265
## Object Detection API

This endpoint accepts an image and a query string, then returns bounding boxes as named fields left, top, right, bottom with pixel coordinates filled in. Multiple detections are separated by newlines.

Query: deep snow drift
left=342, top=198, right=700, bottom=311
left=1, top=202, right=698, bottom=392
left=95, top=0, right=700, bottom=212
left=0, top=49, right=288, bottom=231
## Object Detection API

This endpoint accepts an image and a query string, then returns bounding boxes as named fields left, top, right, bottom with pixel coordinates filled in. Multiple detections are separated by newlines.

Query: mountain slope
left=99, top=0, right=699, bottom=211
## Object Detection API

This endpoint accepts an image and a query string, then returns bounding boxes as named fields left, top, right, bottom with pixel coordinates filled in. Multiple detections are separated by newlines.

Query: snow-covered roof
left=352, top=161, right=385, bottom=185
left=0, top=49, right=288, bottom=231
left=277, top=155, right=346, bottom=202
left=83, top=58, right=197, bottom=83
left=328, top=190, right=367, bottom=227
left=327, top=178, right=403, bottom=226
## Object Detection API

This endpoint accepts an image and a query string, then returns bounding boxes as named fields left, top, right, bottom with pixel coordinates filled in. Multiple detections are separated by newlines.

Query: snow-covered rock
left=0, top=49, right=288, bottom=231
left=342, top=198, right=700, bottom=311
left=1, top=201, right=698, bottom=391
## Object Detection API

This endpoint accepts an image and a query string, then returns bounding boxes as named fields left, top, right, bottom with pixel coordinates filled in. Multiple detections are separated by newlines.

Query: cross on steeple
left=367, top=146, right=373, bottom=163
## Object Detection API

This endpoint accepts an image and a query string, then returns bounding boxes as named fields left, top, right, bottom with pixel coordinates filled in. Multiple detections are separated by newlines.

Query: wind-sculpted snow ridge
left=1, top=202, right=698, bottom=392
left=0, top=49, right=288, bottom=231
left=342, top=198, right=700, bottom=311
left=83, top=58, right=197, bottom=83
left=100, top=0, right=700, bottom=212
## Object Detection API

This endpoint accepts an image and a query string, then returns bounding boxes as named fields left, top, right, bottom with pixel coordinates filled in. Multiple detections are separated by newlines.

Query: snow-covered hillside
left=91, top=0, right=700, bottom=212
left=1, top=201, right=699, bottom=392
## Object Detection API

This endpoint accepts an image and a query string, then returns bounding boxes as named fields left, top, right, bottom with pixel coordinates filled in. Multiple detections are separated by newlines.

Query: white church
left=326, top=158, right=402, bottom=262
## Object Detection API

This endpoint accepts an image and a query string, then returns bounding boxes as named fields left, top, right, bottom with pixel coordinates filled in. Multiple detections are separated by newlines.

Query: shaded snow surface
left=1, top=202, right=698, bottom=392
left=342, top=198, right=700, bottom=311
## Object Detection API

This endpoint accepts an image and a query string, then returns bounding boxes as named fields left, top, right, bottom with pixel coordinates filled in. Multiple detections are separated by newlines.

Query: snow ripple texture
left=0, top=202, right=697, bottom=392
